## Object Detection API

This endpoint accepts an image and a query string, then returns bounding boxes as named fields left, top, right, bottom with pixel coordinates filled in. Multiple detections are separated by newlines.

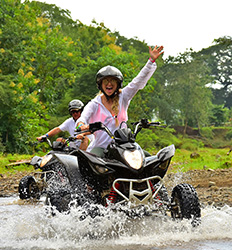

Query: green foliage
left=198, top=127, right=232, bottom=148
left=0, top=0, right=85, bottom=152
left=178, top=138, right=204, bottom=151
left=137, top=125, right=204, bottom=153
left=0, top=152, right=34, bottom=175
left=0, top=0, right=231, bottom=154
left=209, top=104, right=230, bottom=126
left=158, top=51, right=213, bottom=128
left=200, top=36, right=232, bottom=108
left=0, top=134, right=5, bottom=152
left=136, top=126, right=181, bottom=153
left=225, top=128, right=232, bottom=140
left=200, top=127, right=214, bottom=139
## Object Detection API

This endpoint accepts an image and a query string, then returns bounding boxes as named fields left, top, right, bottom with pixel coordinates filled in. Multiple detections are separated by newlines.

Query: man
left=37, top=99, right=89, bottom=150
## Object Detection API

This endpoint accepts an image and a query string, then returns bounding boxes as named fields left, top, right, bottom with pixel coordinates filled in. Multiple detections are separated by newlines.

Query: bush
left=179, top=138, right=204, bottom=151
left=136, top=126, right=181, bottom=152
left=0, top=135, right=5, bottom=152
left=200, top=127, right=214, bottom=139
left=225, top=128, right=232, bottom=140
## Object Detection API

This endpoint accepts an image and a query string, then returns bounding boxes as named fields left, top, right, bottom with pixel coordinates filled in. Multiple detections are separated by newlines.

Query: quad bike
left=18, top=119, right=201, bottom=225
left=18, top=137, right=79, bottom=200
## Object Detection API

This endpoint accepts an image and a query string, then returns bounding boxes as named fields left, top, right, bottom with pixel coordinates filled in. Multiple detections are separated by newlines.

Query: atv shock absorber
left=106, top=182, right=120, bottom=205
left=149, top=180, right=161, bottom=200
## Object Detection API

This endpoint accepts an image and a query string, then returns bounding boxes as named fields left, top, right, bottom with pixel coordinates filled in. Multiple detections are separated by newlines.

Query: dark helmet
left=68, top=99, right=84, bottom=114
left=96, top=65, right=123, bottom=90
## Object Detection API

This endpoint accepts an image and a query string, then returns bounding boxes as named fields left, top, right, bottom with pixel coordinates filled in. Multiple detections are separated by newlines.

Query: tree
left=0, top=0, right=84, bottom=152
left=200, top=36, right=232, bottom=108
left=209, top=104, right=230, bottom=127
left=157, top=51, right=213, bottom=133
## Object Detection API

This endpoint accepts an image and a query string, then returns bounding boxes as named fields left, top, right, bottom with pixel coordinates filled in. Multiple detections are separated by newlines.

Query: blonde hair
left=112, top=90, right=121, bottom=127
left=98, top=90, right=121, bottom=127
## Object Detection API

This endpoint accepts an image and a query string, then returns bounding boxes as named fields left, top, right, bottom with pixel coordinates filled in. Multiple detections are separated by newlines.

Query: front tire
left=47, top=188, right=72, bottom=213
left=18, top=176, right=40, bottom=200
left=171, top=183, right=201, bottom=226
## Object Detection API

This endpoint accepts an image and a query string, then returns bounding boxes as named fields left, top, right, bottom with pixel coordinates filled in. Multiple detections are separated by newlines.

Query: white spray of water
left=1, top=196, right=232, bottom=250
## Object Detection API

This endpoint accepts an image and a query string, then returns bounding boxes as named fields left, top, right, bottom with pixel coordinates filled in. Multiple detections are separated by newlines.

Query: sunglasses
left=102, top=78, right=118, bottom=85
left=71, top=110, right=81, bottom=114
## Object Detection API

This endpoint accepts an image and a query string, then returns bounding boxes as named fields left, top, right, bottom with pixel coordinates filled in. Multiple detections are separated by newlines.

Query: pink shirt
left=80, top=60, right=157, bottom=152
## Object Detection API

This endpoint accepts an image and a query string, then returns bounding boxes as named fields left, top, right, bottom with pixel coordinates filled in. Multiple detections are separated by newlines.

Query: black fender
left=30, top=155, right=42, bottom=168
left=143, top=144, right=175, bottom=179
left=145, top=144, right=175, bottom=165
left=53, top=154, right=83, bottom=189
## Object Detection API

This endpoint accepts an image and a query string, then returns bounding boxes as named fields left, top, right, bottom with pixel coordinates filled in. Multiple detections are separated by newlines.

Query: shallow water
left=0, top=196, right=232, bottom=250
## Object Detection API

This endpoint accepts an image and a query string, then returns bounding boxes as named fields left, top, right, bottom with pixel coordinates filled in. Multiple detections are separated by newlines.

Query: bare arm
left=79, top=136, right=89, bottom=150
left=37, top=127, right=62, bottom=141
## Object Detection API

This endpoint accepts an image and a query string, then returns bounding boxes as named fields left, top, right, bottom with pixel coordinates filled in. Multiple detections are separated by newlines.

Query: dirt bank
left=1, top=168, right=232, bottom=208
left=164, top=168, right=232, bottom=207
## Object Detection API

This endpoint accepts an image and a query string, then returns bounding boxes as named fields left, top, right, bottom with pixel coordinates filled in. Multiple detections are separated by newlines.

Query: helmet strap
left=100, top=82, right=120, bottom=100
left=101, top=89, right=120, bottom=100
left=103, top=91, right=115, bottom=100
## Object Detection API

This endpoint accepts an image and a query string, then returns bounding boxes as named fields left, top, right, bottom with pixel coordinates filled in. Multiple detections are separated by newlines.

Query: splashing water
left=0, top=196, right=232, bottom=250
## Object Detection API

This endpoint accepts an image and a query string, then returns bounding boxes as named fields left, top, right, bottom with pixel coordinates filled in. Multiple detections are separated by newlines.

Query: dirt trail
left=1, top=168, right=232, bottom=207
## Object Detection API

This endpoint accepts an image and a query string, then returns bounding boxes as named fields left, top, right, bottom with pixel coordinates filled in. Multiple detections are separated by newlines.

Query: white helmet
left=68, top=99, right=84, bottom=114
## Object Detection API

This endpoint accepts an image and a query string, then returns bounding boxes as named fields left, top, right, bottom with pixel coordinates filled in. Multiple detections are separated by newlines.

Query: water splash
left=0, top=197, right=232, bottom=250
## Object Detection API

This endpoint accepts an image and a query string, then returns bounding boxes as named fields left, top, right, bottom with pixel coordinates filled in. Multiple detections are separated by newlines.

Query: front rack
left=112, top=175, right=164, bottom=206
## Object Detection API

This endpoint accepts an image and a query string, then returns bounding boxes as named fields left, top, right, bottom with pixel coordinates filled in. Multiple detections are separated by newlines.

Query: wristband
left=76, top=124, right=83, bottom=130
left=149, top=57, right=156, bottom=63
left=46, top=133, right=49, bottom=137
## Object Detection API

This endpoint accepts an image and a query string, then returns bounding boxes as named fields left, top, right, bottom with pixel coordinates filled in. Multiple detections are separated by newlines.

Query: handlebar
left=75, top=122, right=114, bottom=138
left=75, top=119, right=166, bottom=141
left=38, top=136, right=53, bottom=148
left=37, top=136, right=79, bottom=149
left=131, top=119, right=166, bottom=137
left=131, top=118, right=161, bottom=127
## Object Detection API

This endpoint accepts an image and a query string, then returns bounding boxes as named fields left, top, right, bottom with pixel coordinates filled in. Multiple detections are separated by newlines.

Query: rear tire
left=171, top=183, right=201, bottom=226
left=18, top=176, right=40, bottom=200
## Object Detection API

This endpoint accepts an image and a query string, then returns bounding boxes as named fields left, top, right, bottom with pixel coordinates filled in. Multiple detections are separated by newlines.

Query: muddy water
left=0, top=196, right=232, bottom=250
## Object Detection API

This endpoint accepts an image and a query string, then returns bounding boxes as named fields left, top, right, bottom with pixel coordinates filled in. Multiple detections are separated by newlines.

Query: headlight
left=89, top=161, right=110, bottom=175
left=159, top=159, right=170, bottom=170
left=123, top=150, right=143, bottom=170
left=95, top=165, right=109, bottom=174
left=40, top=154, right=53, bottom=168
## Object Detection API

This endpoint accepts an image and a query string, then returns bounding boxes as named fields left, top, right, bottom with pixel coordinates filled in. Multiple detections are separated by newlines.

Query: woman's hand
left=79, top=124, right=89, bottom=131
left=75, top=134, right=86, bottom=140
left=149, top=45, right=164, bottom=61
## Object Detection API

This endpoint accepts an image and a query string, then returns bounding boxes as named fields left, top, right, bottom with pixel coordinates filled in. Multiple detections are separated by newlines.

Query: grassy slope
left=0, top=154, right=34, bottom=175
left=169, top=147, right=232, bottom=173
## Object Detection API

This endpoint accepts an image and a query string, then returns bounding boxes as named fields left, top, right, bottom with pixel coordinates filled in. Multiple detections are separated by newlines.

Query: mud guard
left=53, top=154, right=83, bottom=189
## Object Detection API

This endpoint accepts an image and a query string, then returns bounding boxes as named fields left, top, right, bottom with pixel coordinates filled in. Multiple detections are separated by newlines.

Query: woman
left=77, top=45, right=164, bottom=155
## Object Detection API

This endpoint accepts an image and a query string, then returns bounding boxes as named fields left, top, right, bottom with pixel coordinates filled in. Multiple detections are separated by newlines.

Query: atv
left=18, top=119, right=201, bottom=225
